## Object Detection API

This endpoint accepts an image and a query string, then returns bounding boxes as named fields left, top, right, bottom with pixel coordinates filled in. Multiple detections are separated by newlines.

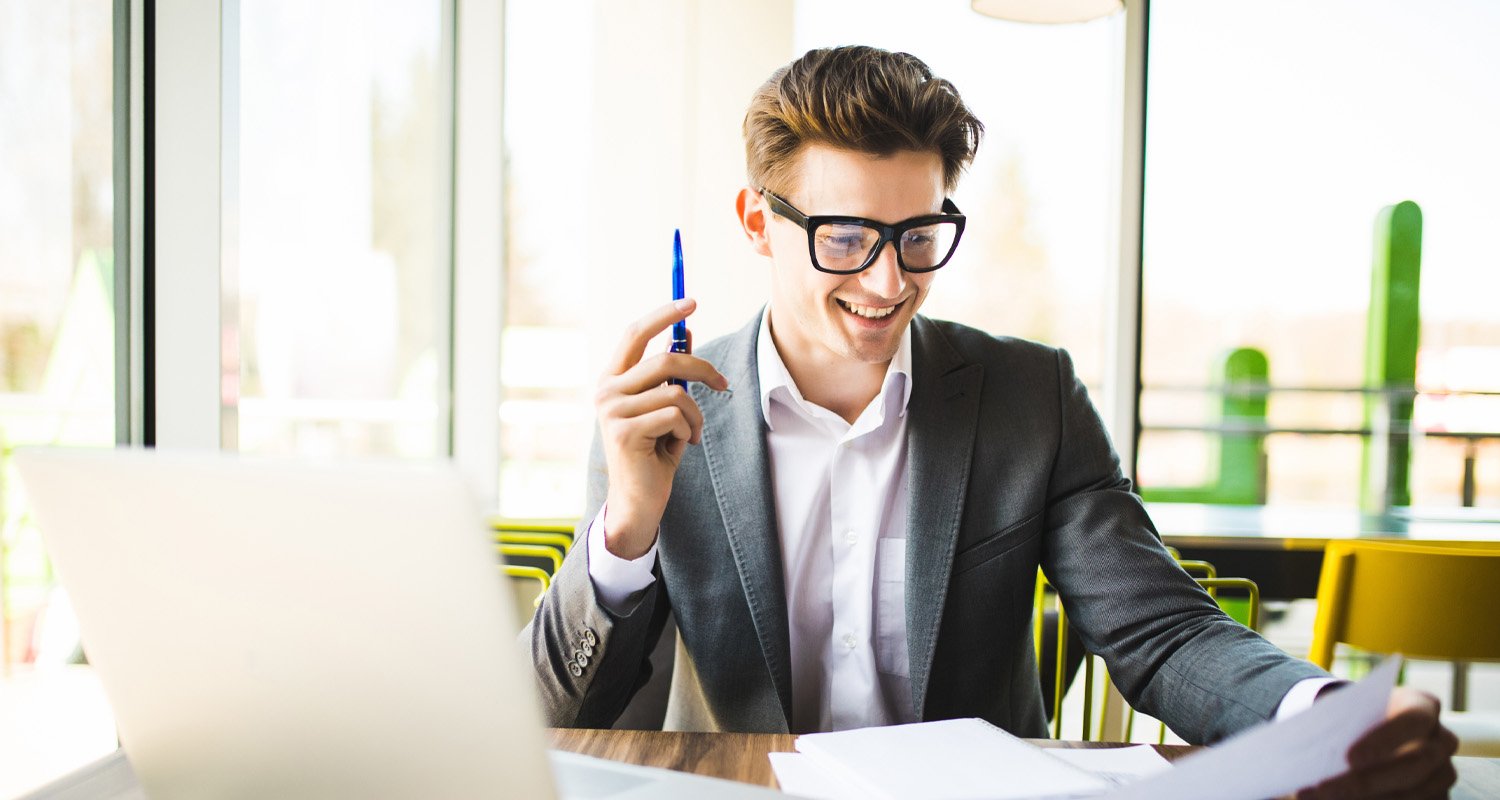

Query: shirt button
left=844, top=530, right=858, bottom=545
left=842, top=633, right=857, bottom=650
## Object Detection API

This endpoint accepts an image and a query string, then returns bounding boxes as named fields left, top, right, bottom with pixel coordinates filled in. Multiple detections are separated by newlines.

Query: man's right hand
left=595, top=298, right=729, bottom=560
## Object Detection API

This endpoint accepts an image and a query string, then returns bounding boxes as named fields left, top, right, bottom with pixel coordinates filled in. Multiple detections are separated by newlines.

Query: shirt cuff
left=585, top=504, right=659, bottom=615
left=1275, top=677, right=1343, bottom=722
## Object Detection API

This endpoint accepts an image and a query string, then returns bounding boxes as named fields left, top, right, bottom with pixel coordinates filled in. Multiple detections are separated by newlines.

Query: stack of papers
left=770, top=719, right=1168, bottom=800
left=770, top=656, right=1402, bottom=800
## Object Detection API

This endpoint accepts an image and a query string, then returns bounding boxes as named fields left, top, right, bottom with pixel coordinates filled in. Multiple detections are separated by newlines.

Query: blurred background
left=2, top=0, right=1497, bottom=793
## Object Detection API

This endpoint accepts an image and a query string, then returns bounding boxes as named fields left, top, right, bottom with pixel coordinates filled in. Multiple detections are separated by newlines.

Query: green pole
left=1138, top=347, right=1268, bottom=505
left=1217, top=347, right=1269, bottom=505
left=1361, top=201, right=1423, bottom=512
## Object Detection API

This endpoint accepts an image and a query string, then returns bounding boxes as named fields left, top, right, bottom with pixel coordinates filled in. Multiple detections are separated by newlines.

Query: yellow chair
left=496, top=530, right=573, bottom=557
left=493, top=518, right=578, bottom=566
left=1034, top=571, right=1087, bottom=739
left=498, top=543, right=563, bottom=575
left=490, top=517, right=578, bottom=536
left=1039, top=563, right=1264, bottom=743
left=1309, top=540, right=1500, bottom=756
left=502, top=565, right=550, bottom=630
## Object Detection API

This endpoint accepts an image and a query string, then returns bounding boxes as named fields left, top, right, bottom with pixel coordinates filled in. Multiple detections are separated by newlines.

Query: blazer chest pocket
left=951, top=512, right=1043, bottom=575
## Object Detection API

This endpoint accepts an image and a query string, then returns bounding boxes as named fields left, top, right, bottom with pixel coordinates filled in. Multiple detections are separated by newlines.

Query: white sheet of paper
left=794, top=718, right=1111, bottom=800
left=767, top=752, right=858, bottom=800
left=1106, top=655, right=1402, bottom=800
left=1047, top=745, right=1172, bottom=785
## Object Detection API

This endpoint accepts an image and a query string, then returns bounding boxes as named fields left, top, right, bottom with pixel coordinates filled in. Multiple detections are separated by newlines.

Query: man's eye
left=903, top=231, right=937, bottom=247
left=816, top=226, right=869, bottom=254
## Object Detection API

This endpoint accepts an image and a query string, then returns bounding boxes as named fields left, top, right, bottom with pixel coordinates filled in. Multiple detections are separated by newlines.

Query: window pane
left=1139, top=0, right=1500, bottom=508
left=236, top=0, right=448, bottom=458
left=0, top=0, right=119, bottom=790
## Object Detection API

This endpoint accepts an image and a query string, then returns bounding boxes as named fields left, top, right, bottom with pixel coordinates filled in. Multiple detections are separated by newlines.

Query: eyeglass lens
left=812, top=220, right=960, bottom=272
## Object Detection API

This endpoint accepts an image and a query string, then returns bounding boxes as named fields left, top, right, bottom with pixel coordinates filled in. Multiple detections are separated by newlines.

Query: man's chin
left=838, top=325, right=906, bottom=365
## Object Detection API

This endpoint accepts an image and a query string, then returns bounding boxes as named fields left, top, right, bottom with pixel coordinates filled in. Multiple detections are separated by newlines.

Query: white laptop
left=16, top=447, right=784, bottom=799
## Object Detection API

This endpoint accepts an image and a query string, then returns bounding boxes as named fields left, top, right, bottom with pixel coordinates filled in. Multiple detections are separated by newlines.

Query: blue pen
left=669, top=229, right=689, bottom=389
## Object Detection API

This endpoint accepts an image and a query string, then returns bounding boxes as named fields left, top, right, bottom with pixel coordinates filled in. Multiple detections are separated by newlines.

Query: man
left=525, top=46, right=1456, bottom=798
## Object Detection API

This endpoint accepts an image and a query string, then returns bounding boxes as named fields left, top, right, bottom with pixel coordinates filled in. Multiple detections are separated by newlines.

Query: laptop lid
left=16, top=447, right=555, bottom=800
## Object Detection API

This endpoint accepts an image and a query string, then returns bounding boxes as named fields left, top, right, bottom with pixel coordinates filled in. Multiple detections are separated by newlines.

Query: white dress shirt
left=584, top=311, right=1332, bottom=732
left=756, top=310, right=915, bottom=733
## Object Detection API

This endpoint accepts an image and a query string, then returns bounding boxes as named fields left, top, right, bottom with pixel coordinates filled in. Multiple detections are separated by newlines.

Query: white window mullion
left=152, top=0, right=233, bottom=449
left=451, top=0, right=505, bottom=508
left=1105, top=0, right=1148, bottom=480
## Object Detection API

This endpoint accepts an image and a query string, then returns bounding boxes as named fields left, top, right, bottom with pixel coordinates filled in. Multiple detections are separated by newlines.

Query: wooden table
left=24, top=730, right=1500, bottom=798
left=1148, top=502, right=1500, bottom=599
left=550, top=727, right=1500, bottom=798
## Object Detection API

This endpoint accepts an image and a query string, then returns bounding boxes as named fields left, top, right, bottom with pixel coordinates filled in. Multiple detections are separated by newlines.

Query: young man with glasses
left=526, top=46, right=1456, bottom=798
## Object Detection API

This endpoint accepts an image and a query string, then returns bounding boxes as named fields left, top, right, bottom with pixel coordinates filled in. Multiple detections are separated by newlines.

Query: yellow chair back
left=1309, top=541, right=1500, bottom=669
left=1037, top=562, right=1264, bottom=743
left=498, top=543, right=563, bottom=574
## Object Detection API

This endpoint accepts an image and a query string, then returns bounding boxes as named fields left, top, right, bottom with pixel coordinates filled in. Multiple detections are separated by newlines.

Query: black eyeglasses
left=760, top=189, right=966, bottom=275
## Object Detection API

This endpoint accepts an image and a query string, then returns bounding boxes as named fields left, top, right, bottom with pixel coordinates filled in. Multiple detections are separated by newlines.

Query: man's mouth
left=836, top=298, right=901, bottom=320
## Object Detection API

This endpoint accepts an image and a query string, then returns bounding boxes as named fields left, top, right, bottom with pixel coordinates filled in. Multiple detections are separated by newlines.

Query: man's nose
left=860, top=240, right=907, bottom=300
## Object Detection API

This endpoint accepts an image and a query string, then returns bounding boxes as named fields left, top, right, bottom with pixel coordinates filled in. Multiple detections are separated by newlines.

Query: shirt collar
left=756, top=306, right=913, bottom=430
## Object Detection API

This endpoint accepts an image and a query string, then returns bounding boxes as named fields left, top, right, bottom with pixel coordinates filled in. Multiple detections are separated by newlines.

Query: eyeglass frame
left=759, top=188, right=967, bottom=275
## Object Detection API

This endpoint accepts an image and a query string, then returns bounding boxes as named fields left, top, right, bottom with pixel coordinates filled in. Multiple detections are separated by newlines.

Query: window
left=1138, top=0, right=1500, bottom=509
left=0, top=0, right=120, bottom=791
left=234, top=0, right=450, bottom=459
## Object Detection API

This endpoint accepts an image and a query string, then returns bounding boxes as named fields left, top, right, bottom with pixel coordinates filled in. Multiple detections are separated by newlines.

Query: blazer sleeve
left=1038, top=348, right=1329, bottom=744
left=518, top=430, right=674, bottom=727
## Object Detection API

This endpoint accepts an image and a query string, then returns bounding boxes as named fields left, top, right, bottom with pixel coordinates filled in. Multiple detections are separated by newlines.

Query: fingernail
left=674, top=298, right=693, bottom=312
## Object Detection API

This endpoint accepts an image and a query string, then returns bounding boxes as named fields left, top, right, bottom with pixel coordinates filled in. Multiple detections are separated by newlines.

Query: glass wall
left=0, top=0, right=120, bottom=791
left=498, top=0, right=1123, bottom=518
left=235, top=0, right=449, bottom=459
left=1138, top=0, right=1500, bottom=509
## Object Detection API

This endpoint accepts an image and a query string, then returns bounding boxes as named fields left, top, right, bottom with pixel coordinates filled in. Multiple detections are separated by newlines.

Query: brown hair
left=743, top=46, right=984, bottom=196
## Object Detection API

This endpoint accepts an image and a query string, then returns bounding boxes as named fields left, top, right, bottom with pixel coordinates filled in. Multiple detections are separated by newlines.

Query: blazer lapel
left=905, top=316, right=984, bottom=717
left=691, top=314, right=793, bottom=729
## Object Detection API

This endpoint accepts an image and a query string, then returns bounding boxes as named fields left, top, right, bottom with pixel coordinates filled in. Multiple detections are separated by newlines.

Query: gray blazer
left=523, top=314, right=1327, bottom=743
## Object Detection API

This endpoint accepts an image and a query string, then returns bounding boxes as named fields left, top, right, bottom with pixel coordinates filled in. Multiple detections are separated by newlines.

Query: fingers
left=1323, top=742, right=1456, bottom=798
left=1350, top=690, right=1442, bottom=767
left=1296, top=697, right=1458, bottom=800
left=632, top=405, right=694, bottom=448
left=601, top=398, right=693, bottom=453
left=612, top=352, right=729, bottom=396
left=606, top=298, right=697, bottom=376
left=1297, top=753, right=1457, bottom=800
left=603, top=384, right=706, bottom=445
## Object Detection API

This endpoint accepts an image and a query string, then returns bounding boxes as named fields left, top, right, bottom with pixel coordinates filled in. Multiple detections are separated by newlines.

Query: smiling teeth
left=841, top=300, right=897, bottom=319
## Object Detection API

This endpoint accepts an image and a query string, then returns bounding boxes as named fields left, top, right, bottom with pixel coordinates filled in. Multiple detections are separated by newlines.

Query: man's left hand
left=1294, top=686, right=1459, bottom=799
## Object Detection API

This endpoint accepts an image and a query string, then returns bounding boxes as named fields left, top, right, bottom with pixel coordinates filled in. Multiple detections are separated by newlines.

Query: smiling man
left=524, top=46, right=1457, bottom=798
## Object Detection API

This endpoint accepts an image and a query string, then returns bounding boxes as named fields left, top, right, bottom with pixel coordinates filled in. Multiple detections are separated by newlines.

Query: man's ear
left=736, top=187, right=773, bottom=258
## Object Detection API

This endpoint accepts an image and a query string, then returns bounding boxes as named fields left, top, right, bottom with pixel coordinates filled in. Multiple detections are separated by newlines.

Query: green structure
left=1141, top=347, right=1269, bottom=506
left=1360, top=201, right=1423, bottom=512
